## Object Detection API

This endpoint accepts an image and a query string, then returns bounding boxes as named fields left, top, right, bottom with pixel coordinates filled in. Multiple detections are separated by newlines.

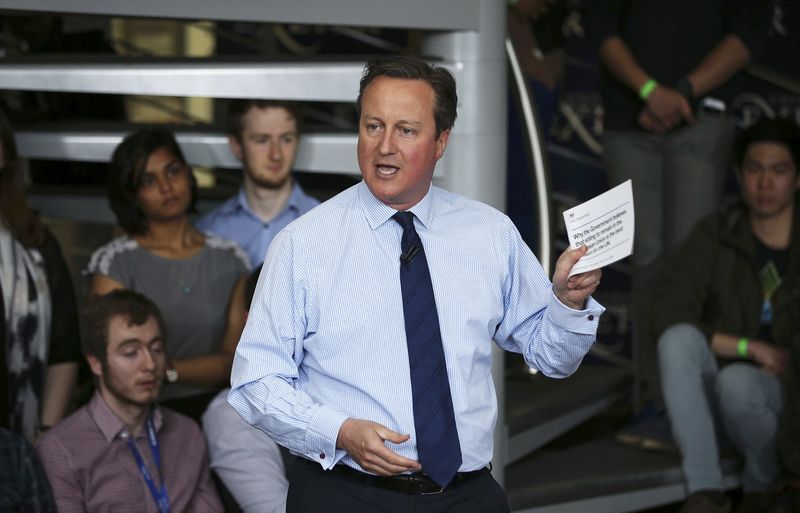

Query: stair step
left=505, top=364, right=631, bottom=462
left=506, top=364, right=631, bottom=435
left=506, top=438, right=741, bottom=513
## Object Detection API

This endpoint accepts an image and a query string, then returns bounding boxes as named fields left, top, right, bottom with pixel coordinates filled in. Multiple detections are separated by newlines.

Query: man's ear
left=228, top=135, right=244, bottom=162
left=435, top=129, right=450, bottom=161
left=87, top=355, right=103, bottom=379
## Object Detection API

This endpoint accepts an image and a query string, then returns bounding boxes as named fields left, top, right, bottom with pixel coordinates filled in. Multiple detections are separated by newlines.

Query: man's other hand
left=336, top=418, right=422, bottom=476
left=642, top=86, right=694, bottom=131
left=552, top=245, right=601, bottom=310
left=748, top=340, right=790, bottom=377
left=638, top=108, right=669, bottom=133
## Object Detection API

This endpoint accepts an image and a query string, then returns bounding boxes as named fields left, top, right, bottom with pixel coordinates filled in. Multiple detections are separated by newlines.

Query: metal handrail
left=747, top=63, right=800, bottom=96
left=505, top=36, right=553, bottom=276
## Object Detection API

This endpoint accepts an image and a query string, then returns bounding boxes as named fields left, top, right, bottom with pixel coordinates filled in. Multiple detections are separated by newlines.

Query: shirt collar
left=88, top=391, right=163, bottom=443
left=357, top=180, right=435, bottom=231
left=234, top=188, right=249, bottom=213
left=234, top=181, right=303, bottom=217
left=214, top=191, right=243, bottom=216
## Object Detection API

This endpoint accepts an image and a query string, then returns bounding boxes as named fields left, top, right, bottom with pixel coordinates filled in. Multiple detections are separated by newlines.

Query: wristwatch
left=675, top=77, right=698, bottom=112
left=675, top=77, right=694, bottom=100
left=165, top=366, right=179, bottom=384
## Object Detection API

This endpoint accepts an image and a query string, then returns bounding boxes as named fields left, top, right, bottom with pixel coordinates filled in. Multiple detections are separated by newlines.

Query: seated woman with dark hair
left=0, top=109, right=80, bottom=443
left=86, top=127, right=249, bottom=420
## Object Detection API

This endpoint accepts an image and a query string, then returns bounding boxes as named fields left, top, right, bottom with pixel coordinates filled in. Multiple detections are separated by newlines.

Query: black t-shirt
left=595, top=0, right=771, bottom=132
left=1, top=228, right=81, bottom=431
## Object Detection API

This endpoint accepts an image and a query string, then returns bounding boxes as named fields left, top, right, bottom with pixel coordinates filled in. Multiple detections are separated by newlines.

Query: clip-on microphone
left=401, top=245, right=419, bottom=264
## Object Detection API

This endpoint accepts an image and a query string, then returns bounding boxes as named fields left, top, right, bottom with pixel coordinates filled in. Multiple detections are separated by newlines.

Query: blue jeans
left=658, top=324, right=783, bottom=493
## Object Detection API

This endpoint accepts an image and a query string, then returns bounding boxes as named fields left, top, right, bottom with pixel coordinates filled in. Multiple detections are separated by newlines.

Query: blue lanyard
left=126, top=416, right=171, bottom=513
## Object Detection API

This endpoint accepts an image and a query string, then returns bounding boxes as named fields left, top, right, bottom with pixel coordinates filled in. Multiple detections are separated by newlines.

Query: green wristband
left=639, top=79, right=658, bottom=101
left=737, top=338, right=749, bottom=357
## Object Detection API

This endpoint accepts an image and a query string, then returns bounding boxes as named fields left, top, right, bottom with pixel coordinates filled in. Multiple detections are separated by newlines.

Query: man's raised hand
left=552, top=245, right=601, bottom=310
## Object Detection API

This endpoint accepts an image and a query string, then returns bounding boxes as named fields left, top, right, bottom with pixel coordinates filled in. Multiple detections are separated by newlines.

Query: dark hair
left=0, top=108, right=44, bottom=247
left=227, top=100, right=303, bottom=142
left=736, top=118, right=800, bottom=171
left=243, top=263, right=263, bottom=311
left=107, top=127, right=197, bottom=235
left=81, top=289, right=167, bottom=363
left=356, top=56, right=458, bottom=138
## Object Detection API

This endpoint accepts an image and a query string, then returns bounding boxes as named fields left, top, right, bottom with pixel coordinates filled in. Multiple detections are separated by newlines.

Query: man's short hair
left=356, top=56, right=458, bottom=138
left=736, top=118, right=800, bottom=171
left=81, top=290, right=167, bottom=363
left=227, top=100, right=303, bottom=141
left=107, top=127, right=197, bottom=235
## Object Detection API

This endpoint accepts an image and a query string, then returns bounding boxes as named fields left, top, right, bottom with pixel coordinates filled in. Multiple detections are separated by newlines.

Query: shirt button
left=319, top=453, right=326, bottom=460
left=588, top=315, right=594, bottom=321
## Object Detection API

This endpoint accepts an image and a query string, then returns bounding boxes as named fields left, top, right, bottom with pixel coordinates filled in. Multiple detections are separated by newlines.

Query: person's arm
left=89, top=274, right=125, bottom=296
left=711, top=332, right=790, bottom=376
left=686, top=35, right=751, bottom=98
left=187, top=425, right=224, bottom=513
left=40, top=363, right=78, bottom=429
left=651, top=220, right=718, bottom=340
left=599, top=36, right=693, bottom=131
left=203, top=394, right=289, bottom=513
left=494, top=221, right=603, bottom=378
left=229, top=230, right=419, bottom=476
left=510, top=0, right=555, bottom=21
left=230, top=231, right=420, bottom=476
left=507, top=0, right=564, bottom=89
left=168, top=276, right=247, bottom=387
left=34, top=435, right=84, bottom=513
left=39, top=231, right=80, bottom=429
left=598, top=35, right=650, bottom=96
left=230, top=230, right=342, bottom=466
left=686, top=0, right=772, bottom=98
left=19, top=437, right=57, bottom=513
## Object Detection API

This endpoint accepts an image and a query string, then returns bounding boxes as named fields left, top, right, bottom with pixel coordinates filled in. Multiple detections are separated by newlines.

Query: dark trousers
left=287, top=459, right=510, bottom=513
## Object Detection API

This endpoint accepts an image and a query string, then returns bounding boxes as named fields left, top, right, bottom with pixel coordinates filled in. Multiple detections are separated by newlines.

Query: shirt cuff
left=305, top=404, right=350, bottom=470
left=549, top=289, right=604, bottom=335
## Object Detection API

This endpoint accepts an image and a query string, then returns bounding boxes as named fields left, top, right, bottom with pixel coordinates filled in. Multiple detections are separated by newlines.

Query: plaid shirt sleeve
left=0, top=428, right=56, bottom=513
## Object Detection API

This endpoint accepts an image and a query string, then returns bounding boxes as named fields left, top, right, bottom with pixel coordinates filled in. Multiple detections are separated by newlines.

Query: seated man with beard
left=36, top=290, right=222, bottom=513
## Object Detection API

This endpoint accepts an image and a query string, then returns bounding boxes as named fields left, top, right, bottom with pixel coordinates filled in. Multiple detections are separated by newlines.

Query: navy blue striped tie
left=393, top=211, right=462, bottom=488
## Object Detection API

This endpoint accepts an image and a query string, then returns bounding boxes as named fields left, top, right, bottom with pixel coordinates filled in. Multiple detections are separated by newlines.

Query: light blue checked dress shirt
left=229, top=180, right=604, bottom=473
left=196, top=181, right=319, bottom=268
